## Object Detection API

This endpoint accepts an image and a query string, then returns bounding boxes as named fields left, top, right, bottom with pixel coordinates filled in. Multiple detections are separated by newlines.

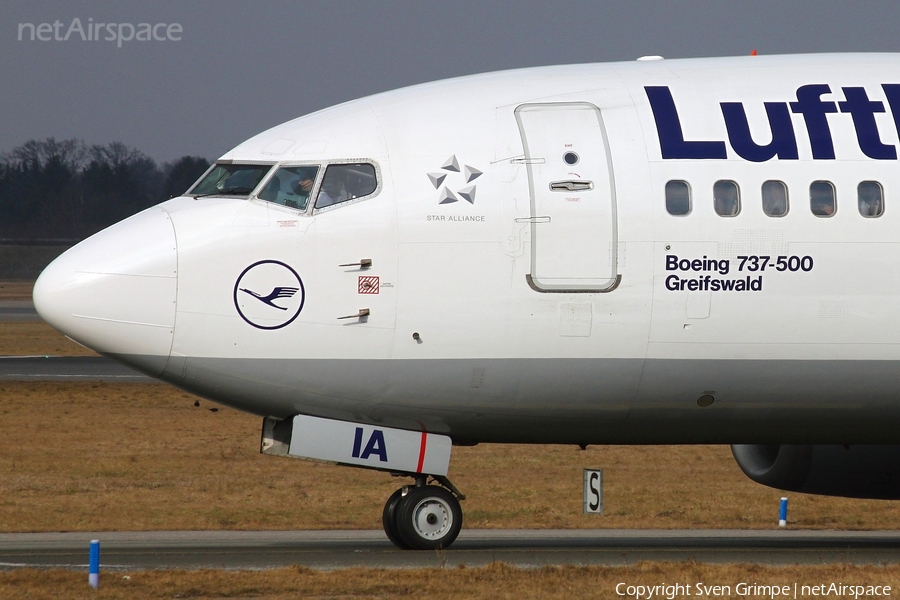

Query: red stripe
left=416, top=431, right=428, bottom=473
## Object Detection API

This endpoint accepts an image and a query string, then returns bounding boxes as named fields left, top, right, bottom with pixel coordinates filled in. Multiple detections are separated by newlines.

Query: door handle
left=550, top=180, right=594, bottom=192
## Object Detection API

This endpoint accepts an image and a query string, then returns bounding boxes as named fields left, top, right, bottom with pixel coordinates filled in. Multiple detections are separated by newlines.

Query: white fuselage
left=34, top=53, right=900, bottom=445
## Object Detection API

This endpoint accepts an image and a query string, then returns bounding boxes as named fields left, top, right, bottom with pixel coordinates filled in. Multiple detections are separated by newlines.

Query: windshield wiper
left=192, top=186, right=255, bottom=199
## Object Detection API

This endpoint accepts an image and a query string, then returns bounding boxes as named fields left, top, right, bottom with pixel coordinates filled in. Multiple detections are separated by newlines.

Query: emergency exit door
left=515, top=103, right=618, bottom=292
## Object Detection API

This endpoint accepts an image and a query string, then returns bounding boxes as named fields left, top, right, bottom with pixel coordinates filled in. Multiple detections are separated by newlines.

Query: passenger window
left=762, top=181, right=788, bottom=217
left=810, top=181, right=836, bottom=217
left=858, top=181, right=884, bottom=217
left=315, top=163, right=378, bottom=209
left=257, top=165, right=319, bottom=210
left=665, top=180, right=691, bottom=216
left=713, top=180, right=740, bottom=216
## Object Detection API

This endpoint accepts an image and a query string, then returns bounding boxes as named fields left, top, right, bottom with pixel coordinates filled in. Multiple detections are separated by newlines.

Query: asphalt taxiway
left=0, top=300, right=38, bottom=322
left=0, top=356, right=150, bottom=382
left=2, top=530, right=900, bottom=570
left=1, top=296, right=150, bottom=381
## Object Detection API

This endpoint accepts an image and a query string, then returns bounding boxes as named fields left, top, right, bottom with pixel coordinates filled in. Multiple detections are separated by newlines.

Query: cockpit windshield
left=257, top=165, right=320, bottom=210
left=189, top=163, right=272, bottom=197
left=315, top=163, right=377, bottom=209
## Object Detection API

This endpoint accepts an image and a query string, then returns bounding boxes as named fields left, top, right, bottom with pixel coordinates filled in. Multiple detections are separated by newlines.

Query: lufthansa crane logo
left=233, top=260, right=305, bottom=330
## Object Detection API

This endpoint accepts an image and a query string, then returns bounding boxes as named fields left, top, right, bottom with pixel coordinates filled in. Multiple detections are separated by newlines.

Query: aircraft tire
left=394, top=485, right=462, bottom=550
left=382, top=488, right=411, bottom=549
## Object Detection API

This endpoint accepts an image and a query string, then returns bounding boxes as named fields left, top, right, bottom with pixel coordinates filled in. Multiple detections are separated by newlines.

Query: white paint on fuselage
left=33, top=53, right=900, bottom=444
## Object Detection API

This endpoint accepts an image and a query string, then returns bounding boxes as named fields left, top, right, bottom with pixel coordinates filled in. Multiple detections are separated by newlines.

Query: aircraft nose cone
left=33, top=207, right=177, bottom=376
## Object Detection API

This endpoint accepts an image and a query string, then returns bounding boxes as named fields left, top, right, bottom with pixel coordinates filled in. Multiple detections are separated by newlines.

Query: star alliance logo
left=427, top=155, right=482, bottom=205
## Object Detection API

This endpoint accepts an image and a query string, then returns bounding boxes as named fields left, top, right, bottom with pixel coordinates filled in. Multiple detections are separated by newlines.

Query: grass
left=0, top=280, right=34, bottom=300
left=0, top=280, right=97, bottom=356
left=1, top=381, right=900, bottom=532
left=0, top=322, right=97, bottom=356
left=3, top=563, right=900, bottom=599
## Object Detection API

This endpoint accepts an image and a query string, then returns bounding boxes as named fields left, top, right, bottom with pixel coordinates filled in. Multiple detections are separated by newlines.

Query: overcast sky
left=4, top=1, right=900, bottom=164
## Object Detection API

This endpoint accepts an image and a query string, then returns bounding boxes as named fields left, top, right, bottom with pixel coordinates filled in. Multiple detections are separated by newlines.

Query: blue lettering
left=721, top=101, right=798, bottom=161
left=789, top=84, right=838, bottom=159
left=651, top=84, right=900, bottom=162
left=881, top=84, right=900, bottom=143
left=351, top=427, right=363, bottom=458
left=361, top=430, right=388, bottom=462
left=645, top=86, right=727, bottom=159
left=839, top=87, right=897, bottom=159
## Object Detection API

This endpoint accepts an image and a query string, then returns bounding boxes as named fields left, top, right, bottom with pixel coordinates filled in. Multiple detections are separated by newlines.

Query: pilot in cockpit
left=315, top=176, right=341, bottom=208
left=293, top=171, right=316, bottom=203
left=258, top=166, right=319, bottom=209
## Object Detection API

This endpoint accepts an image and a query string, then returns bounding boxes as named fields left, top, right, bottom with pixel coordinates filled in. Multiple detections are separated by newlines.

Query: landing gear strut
left=382, top=476, right=464, bottom=550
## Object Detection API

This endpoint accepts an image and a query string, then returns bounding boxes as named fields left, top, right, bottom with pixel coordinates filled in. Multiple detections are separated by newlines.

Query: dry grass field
left=3, top=563, right=900, bottom=600
left=0, top=280, right=97, bottom=356
left=2, top=379, right=900, bottom=532
left=0, top=322, right=97, bottom=356
left=0, top=280, right=33, bottom=300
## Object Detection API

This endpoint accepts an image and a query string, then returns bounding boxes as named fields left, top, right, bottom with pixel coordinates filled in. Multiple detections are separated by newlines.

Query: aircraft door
left=515, top=103, right=618, bottom=292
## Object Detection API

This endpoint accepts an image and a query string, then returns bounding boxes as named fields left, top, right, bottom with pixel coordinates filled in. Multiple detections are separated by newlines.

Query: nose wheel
left=382, top=482, right=463, bottom=550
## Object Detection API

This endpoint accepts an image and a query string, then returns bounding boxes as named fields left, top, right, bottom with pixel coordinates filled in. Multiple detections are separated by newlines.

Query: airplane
left=32, top=52, right=900, bottom=550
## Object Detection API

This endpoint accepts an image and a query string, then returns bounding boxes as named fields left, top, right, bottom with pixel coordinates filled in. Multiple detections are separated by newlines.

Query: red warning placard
left=358, top=276, right=380, bottom=294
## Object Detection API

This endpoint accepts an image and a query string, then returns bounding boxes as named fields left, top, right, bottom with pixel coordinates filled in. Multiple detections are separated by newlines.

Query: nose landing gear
left=382, top=476, right=464, bottom=550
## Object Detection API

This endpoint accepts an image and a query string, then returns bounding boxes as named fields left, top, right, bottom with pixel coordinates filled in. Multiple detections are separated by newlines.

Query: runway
left=0, top=300, right=38, bottom=321
left=2, top=530, right=900, bottom=570
left=0, top=298, right=146, bottom=382
left=0, top=298, right=144, bottom=381
left=0, top=356, right=151, bottom=382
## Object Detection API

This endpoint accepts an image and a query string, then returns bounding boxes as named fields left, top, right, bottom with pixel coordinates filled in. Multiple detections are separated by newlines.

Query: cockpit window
left=315, top=163, right=378, bottom=209
left=189, top=163, right=272, bottom=197
left=257, top=165, right=319, bottom=210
